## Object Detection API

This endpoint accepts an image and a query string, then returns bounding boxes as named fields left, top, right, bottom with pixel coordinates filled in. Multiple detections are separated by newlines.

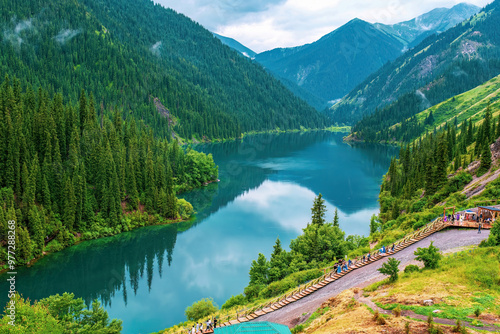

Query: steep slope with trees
left=0, top=0, right=326, bottom=141
left=253, top=4, right=479, bottom=111
left=331, top=0, right=500, bottom=125
left=0, top=76, right=217, bottom=266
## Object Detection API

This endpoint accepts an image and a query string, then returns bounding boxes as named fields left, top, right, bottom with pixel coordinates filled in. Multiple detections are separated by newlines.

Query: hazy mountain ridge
left=218, top=3, right=480, bottom=111
left=376, top=3, right=480, bottom=47
left=213, top=33, right=257, bottom=58
left=332, top=0, right=500, bottom=125
left=254, top=18, right=405, bottom=107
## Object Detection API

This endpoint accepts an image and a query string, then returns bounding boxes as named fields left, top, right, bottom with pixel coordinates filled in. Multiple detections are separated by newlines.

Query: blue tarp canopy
left=478, top=206, right=500, bottom=212
left=214, top=322, right=291, bottom=334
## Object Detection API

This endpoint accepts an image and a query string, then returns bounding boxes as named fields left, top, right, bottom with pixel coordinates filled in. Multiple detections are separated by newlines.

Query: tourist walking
left=478, top=221, right=482, bottom=234
left=214, top=318, right=218, bottom=328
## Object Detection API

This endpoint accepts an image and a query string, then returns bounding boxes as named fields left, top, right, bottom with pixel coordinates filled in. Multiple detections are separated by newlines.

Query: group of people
left=333, top=259, right=351, bottom=273
left=189, top=318, right=217, bottom=334
left=333, top=244, right=397, bottom=274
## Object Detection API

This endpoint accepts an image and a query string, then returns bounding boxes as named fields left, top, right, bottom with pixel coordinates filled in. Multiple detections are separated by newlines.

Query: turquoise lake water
left=0, top=131, right=397, bottom=333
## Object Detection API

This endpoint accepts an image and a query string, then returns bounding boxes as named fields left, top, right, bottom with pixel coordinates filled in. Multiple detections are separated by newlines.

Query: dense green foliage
left=0, top=293, right=122, bottom=333
left=0, top=0, right=326, bottom=141
left=184, top=298, right=218, bottom=322
left=0, top=76, right=217, bottom=266
left=333, top=0, right=500, bottom=125
left=244, top=194, right=367, bottom=300
left=379, top=104, right=497, bottom=223
left=414, top=242, right=442, bottom=269
left=378, top=257, right=401, bottom=282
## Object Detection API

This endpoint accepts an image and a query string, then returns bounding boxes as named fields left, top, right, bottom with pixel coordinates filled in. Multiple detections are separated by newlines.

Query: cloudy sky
left=154, top=0, right=492, bottom=53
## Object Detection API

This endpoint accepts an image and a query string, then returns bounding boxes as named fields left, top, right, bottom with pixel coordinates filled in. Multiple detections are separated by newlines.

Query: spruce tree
left=63, top=177, right=76, bottom=231
left=478, top=142, right=492, bottom=176
left=311, top=193, right=326, bottom=226
left=333, top=208, right=339, bottom=227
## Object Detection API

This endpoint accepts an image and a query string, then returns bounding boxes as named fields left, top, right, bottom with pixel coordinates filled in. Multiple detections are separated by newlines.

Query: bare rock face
left=490, top=138, right=500, bottom=164
left=423, top=299, right=434, bottom=306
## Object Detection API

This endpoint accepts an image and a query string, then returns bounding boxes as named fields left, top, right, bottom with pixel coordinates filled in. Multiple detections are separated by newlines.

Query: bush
left=474, top=307, right=481, bottom=317
left=45, top=239, right=64, bottom=253
left=393, top=305, right=402, bottom=317
left=452, top=320, right=468, bottom=333
left=184, top=298, right=218, bottom=322
left=177, top=198, right=194, bottom=220
left=378, top=258, right=401, bottom=283
left=404, top=264, right=420, bottom=274
left=221, top=294, right=246, bottom=310
left=258, top=269, right=323, bottom=299
left=244, top=284, right=264, bottom=301
left=414, top=241, right=442, bottom=269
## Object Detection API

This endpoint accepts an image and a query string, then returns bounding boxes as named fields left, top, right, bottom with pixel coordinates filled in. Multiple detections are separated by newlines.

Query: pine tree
left=311, top=193, right=326, bottom=226
left=333, top=208, right=340, bottom=227
left=478, top=142, right=492, bottom=176
left=78, top=89, right=87, bottom=132
left=165, top=165, right=177, bottom=218
left=63, top=177, right=76, bottom=230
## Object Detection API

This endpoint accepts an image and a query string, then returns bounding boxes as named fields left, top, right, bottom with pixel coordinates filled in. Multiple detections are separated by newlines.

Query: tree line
left=0, top=75, right=218, bottom=265
left=380, top=105, right=496, bottom=223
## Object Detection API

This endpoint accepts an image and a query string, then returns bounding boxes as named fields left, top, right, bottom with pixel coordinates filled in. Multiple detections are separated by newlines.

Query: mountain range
left=0, top=0, right=326, bottom=141
left=215, top=3, right=480, bottom=111
left=335, top=0, right=500, bottom=127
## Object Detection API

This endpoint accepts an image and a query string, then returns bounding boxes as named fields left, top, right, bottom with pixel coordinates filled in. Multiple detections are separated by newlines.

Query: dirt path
left=254, top=228, right=490, bottom=327
left=353, top=292, right=500, bottom=332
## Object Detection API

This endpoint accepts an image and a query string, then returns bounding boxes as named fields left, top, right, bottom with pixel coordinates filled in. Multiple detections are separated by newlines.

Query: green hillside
left=0, top=75, right=217, bottom=267
left=0, top=0, right=326, bottom=141
left=353, top=74, right=500, bottom=142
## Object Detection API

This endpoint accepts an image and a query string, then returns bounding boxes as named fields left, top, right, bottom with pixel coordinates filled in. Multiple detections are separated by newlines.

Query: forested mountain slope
left=0, top=0, right=326, bottom=140
left=0, top=76, right=218, bottom=265
left=331, top=0, right=500, bottom=125
left=255, top=19, right=405, bottom=107
left=253, top=4, right=478, bottom=111
left=352, top=74, right=500, bottom=142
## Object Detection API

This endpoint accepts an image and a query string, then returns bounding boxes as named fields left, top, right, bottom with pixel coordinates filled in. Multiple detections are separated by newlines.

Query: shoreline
left=181, top=126, right=351, bottom=145
left=0, top=179, right=221, bottom=275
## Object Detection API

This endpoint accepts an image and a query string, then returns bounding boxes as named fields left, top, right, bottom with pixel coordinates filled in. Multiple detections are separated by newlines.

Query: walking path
left=253, top=228, right=489, bottom=327
left=177, top=221, right=491, bottom=333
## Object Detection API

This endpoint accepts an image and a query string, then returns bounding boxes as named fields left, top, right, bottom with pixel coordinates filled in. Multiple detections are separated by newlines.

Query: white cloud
left=155, top=0, right=492, bottom=53
left=54, top=29, right=82, bottom=44
left=150, top=41, right=163, bottom=56
left=3, top=18, right=34, bottom=47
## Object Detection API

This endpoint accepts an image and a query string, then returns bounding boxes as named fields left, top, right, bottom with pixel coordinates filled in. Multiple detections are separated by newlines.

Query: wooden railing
left=166, top=217, right=489, bottom=333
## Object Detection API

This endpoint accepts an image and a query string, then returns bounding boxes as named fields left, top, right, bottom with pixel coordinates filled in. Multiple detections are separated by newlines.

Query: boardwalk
left=255, top=228, right=489, bottom=327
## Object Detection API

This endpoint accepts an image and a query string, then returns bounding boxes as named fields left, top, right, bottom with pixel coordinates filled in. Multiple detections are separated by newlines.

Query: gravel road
left=255, top=228, right=490, bottom=327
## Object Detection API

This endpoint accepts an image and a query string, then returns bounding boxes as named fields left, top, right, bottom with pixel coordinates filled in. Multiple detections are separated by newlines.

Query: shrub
left=45, top=239, right=64, bottom=253
left=393, top=305, right=402, bottom=317
left=452, top=320, right=468, bottom=333
left=414, top=241, right=442, bottom=269
left=378, top=258, right=401, bottom=283
left=405, top=321, right=410, bottom=334
left=474, top=307, right=481, bottom=317
left=244, top=284, right=264, bottom=301
left=184, top=298, right=218, bottom=322
left=177, top=198, right=194, bottom=220
left=258, top=269, right=323, bottom=299
left=404, top=264, right=420, bottom=274
left=221, top=294, right=246, bottom=310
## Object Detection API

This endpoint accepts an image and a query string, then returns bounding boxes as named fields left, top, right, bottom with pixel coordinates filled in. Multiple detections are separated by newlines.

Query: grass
left=368, top=247, right=500, bottom=324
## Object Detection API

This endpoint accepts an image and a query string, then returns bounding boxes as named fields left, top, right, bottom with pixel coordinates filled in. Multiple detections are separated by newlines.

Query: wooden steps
left=206, top=220, right=477, bottom=332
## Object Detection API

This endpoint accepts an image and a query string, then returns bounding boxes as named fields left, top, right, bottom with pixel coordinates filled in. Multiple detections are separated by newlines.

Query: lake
left=0, top=131, right=397, bottom=333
